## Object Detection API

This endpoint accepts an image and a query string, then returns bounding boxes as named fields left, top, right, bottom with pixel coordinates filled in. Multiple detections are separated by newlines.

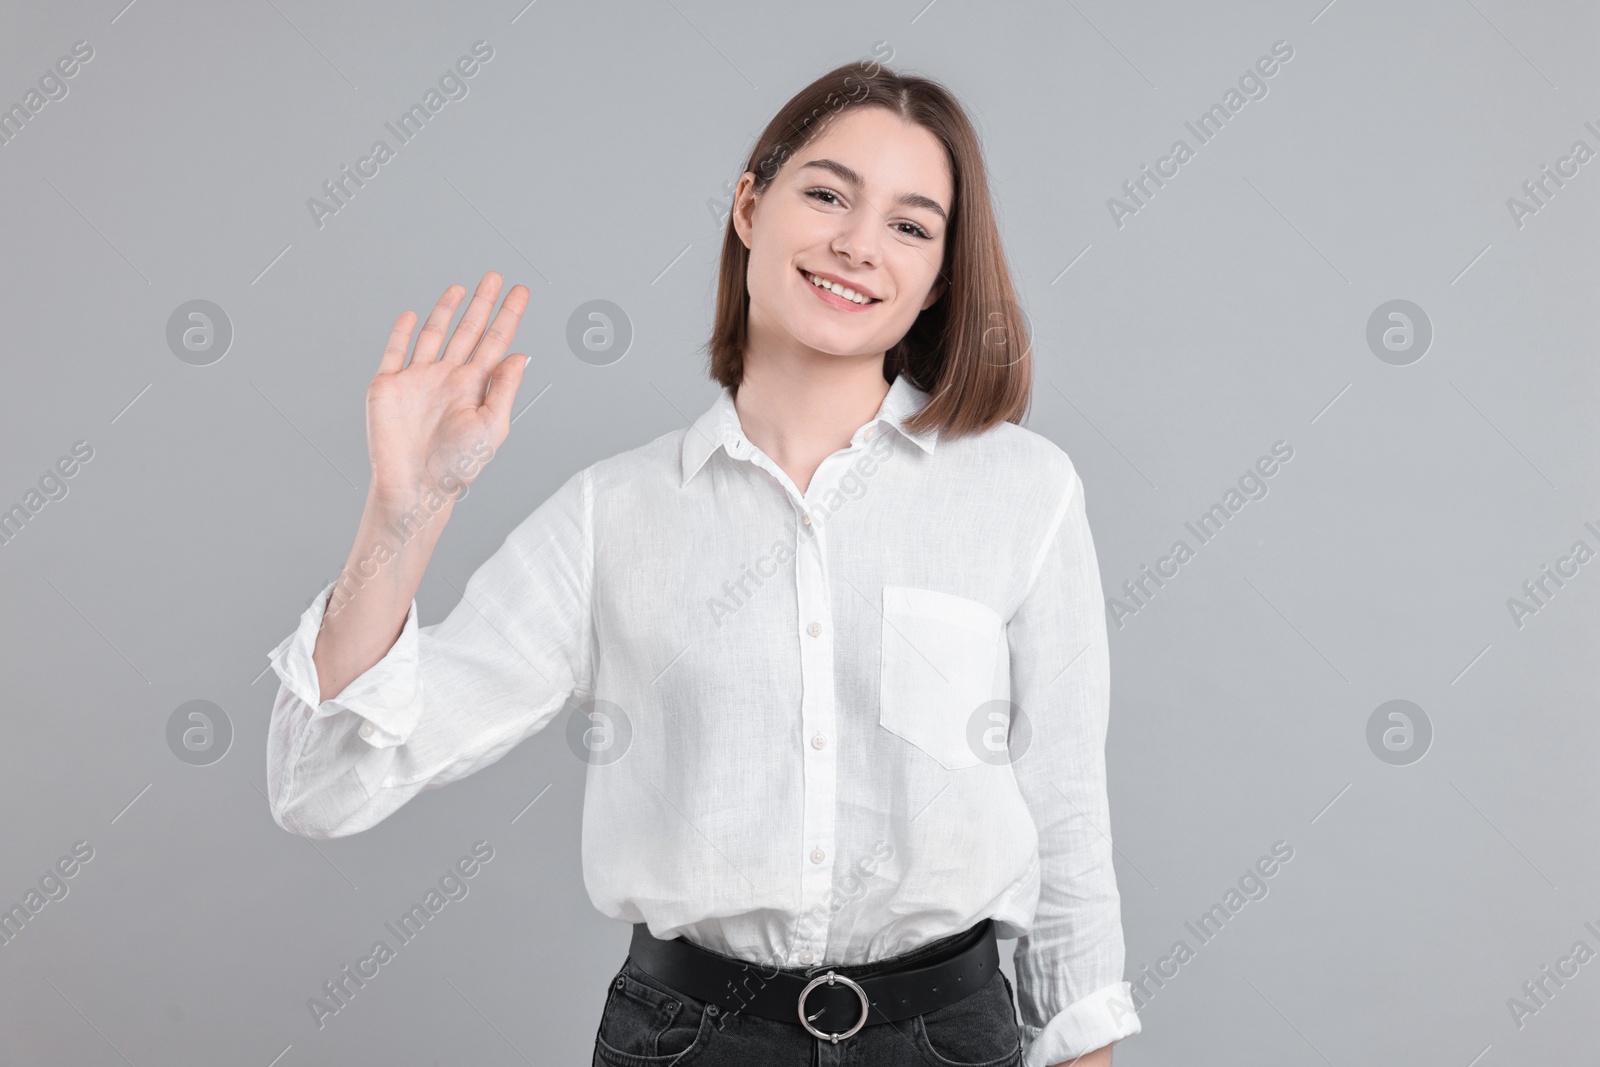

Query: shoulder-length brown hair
left=704, top=60, right=1032, bottom=440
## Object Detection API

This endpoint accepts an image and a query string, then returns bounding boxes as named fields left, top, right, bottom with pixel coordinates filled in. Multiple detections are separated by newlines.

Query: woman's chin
left=783, top=321, right=890, bottom=359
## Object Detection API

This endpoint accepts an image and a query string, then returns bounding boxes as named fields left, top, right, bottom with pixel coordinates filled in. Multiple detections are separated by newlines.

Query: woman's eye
left=805, top=188, right=932, bottom=240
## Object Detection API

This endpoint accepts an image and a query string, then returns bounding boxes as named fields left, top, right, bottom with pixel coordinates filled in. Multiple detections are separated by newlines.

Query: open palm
left=366, top=271, right=532, bottom=506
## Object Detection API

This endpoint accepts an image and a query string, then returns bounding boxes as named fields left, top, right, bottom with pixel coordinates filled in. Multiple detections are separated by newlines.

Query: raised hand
left=366, top=270, right=532, bottom=507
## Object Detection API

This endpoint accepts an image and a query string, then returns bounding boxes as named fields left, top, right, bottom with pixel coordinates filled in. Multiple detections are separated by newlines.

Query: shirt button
left=807, top=622, right=822, bottom=637
left=802, top=513, right=812, bottom=526
left=811, top=734, right=826, bottom=749
left=810, top=848, right=826, bottom=864
left=799, top=948, right=814, bottom=965
left=359, top=721, right=375, bottom=740
left=864, top=426, right=878, bottom=440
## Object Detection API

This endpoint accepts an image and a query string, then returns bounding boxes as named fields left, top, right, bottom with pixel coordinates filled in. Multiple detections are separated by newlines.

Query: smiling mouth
left=801, top=269, right=881, bottom=306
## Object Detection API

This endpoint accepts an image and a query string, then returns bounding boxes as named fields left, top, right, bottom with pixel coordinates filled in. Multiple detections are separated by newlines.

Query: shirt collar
left=680, top=373, right=938, bottom=487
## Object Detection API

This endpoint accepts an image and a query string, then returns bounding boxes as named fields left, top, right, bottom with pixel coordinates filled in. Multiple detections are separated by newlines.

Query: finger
left=482, top=352, right=531, bottom=427
left=441, top=271, right=504, bottom=365
left=468, top=284, right=530, bottom=368
left=378, top=310, right=417, bottom=374
left=413, top=283, right=466, bottom=365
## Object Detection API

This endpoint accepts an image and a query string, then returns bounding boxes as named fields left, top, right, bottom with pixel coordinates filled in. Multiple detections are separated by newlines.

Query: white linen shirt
left=264, top=372, right=1141, bottom=1064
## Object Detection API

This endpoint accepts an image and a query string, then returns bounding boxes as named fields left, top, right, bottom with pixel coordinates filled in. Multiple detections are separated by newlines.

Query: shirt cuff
left=264, top=579, right=424, bottom=748
left=1020, top=981, right=1141, bottom=1067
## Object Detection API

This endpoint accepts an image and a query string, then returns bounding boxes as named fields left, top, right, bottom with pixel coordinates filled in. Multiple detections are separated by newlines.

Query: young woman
left=266, top=61, right=1138, bottom=1067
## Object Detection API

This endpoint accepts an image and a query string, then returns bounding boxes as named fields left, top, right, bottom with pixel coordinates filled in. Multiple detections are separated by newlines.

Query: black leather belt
left=627, top=918, right=998, bottom=1044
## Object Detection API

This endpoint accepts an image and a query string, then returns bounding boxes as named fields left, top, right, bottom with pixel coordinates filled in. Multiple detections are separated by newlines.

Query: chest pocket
left=878, top=585, right=1007, bottom=771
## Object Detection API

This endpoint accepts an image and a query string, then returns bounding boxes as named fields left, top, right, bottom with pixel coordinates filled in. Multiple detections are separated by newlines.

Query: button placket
left=734, top=428, right=886, bottom=971
left=721, top=427, right=839, bottom=969
left=794, top=495, right=838, bottom=968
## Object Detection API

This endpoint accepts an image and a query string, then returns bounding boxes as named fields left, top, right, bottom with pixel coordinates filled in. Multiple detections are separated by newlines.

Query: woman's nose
left=830, top=213, right=881, bottom=266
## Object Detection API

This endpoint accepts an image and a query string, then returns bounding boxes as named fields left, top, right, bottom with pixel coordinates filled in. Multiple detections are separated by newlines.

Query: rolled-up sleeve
left=1007, top=460, right=1140, bottom=1066
left=265, top=466, right=594, bottom=839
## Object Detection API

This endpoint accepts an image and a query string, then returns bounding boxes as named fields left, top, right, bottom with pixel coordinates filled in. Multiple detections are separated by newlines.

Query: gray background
left=1, top=0, right=1596, bottom=1063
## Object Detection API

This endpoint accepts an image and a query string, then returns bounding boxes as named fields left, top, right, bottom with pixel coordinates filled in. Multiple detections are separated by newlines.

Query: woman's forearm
left=310, top=485, right=454, bottom=704
left=1053, top=1043, right=1113, bottom=1067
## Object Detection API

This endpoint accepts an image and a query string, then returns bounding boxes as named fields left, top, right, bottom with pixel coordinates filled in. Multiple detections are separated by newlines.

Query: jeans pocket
left=913, top=969, right=1023, bottom=1067
left=594, top=957, right=712, bottom=1066
left=878, top=585, right=1007, bottom=771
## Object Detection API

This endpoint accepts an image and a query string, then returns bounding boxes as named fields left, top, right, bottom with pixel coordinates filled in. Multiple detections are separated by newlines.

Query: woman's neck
left=733, top=352, right=891, bottom=496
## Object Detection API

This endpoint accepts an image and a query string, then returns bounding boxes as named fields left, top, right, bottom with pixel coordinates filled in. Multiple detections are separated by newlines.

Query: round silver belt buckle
left=797, top=969, right=870, bottom=1043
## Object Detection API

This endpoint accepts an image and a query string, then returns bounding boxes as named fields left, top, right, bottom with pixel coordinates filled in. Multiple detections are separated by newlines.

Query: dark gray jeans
left=591, top=928, right=1024, bottom=1067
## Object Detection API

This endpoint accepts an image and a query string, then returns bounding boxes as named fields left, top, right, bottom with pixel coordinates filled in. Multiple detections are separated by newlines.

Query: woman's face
left=733, top=105, right=952, bottom=364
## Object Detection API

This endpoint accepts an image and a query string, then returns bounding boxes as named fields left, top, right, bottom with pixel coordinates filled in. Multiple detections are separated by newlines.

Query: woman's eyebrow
left=798, top=158, right=947, bottom=221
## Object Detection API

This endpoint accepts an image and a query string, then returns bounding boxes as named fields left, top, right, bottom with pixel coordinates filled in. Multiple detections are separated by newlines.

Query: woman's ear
left=731, top=172, right=759, bottom=250
left=920, top=277, right=948, bottom=311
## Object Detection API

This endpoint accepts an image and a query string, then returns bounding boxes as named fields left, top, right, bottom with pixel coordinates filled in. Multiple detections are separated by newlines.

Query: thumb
left=483, top=352, right=531, bottom=426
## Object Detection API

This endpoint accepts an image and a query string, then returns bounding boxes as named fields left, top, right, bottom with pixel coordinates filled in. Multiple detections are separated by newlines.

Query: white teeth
left=807, top=272, right=874, bottom=304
